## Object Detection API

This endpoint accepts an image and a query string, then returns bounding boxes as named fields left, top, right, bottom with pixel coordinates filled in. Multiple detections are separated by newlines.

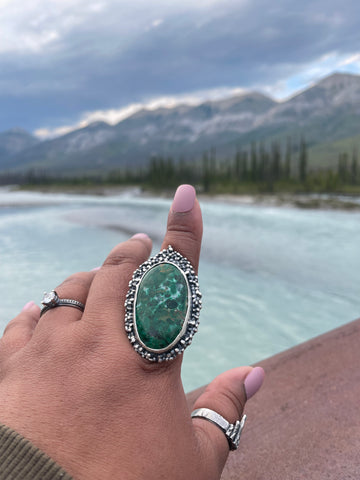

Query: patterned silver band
left=40, top=290, right=85, bottom=317
left=191, top=408, right=247, bottom=451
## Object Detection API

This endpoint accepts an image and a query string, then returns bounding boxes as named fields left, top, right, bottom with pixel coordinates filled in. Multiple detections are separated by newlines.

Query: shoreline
left=7, top=184, right=360, bottom=211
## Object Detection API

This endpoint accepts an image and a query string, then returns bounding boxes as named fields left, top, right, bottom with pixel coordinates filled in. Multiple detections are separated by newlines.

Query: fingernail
left=244, top=367, right=265, bottom=400
left=91, top=266, right=101, bottom=271
left=131, top=233, right=150, bottom=240
left=172, top=185, right=196, bottom=213
left=22, top=301, right=35, bottom=312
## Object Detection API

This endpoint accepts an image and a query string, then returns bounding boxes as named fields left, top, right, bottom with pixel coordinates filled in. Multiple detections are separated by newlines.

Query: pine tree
left=166, top=157, right=175, bottom=185
left=210, top=147, right=217, bottom=179
left=258, top=141, right=266, bottom=182
left=250, top=141, right=257, bottom=182
left=337, top=153, right=343, bottom=180
left=234, top=150, right=241, bottom=181
left=202, top=151, right=211, bottom=193
left=271, top=141, right=281, bottom=181
left=285, top=136, right=292, bottom=180
left=264, top=151, right=273, bottom=192
left=343, top=153, right=349, bottom=184
left=351, top=147, right=358, bottom=185
left=338, top=153, right=349, bottom=184
left=241, top=151, right=249, bottom=181
left=299, top=137, right=307, bottom=183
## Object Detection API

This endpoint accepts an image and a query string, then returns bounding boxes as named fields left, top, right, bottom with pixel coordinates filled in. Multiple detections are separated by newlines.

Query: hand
left=0, top=185, right=264, bottom=480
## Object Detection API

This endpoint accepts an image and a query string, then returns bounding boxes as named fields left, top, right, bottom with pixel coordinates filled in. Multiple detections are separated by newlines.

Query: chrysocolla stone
left=135, top=263, right=189, bottom=350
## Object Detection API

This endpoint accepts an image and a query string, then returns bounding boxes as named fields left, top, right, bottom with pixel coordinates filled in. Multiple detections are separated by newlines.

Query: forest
left=1, top=137, right=360, bottom=195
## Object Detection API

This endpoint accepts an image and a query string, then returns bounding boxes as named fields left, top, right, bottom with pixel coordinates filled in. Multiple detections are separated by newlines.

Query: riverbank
left=14, top=184, right=360, bottom=210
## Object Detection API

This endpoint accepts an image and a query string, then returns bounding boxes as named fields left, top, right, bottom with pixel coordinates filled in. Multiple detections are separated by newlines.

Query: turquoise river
left=0, top=187, right=359, bottom=391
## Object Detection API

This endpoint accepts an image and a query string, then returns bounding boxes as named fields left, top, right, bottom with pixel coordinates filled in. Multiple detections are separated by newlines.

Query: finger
left=83, top=234, right=152, bottom=332
left=161, top=184, right=203, bottom=273
left=0, top=302, right=40, bottom=360
left=39, top=271, right=97, bottom=324
left=192, top=367, right=265, bottom=476
left=185, top=385, right=205, bottom=412
left=144, top=185, right=201, bottom=376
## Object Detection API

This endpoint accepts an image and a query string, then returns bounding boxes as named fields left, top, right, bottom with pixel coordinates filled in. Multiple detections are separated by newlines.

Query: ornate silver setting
left=40, top=290, right=85, bottom=317
left=124, top=245, right=202, bottom=362
left=191, top=408, right=247, bottom=451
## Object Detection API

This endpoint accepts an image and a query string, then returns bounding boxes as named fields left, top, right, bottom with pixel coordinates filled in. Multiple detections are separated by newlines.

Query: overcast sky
left=0, top=0, right=360, bottom=137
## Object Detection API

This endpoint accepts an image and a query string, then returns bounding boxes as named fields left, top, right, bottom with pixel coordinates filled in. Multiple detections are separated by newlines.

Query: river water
left=0, top=187, right=359, bottom=391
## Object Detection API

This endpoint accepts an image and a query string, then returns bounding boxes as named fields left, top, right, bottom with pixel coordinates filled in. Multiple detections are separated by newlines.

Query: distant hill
left=1, top=72, right=360, bottom=175
left=0, top=128, right=39, bottom=163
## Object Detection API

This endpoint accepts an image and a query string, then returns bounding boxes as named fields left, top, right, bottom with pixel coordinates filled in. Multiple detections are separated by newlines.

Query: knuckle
left=164, top=230, right=200, bottom=267
left=218, top=388, right=245, bottom=418
left=199, top=379, right=246, bottom=423
left=2, top=317, right=34, bottom=337
left=74, top=325, right=103, bottom=353
left=167, top=224, right=199, bottom=244
left=3, top=320, right=17, bottom=336
left=86, top=294, right=123, bottom=314
left=56, top=272, right=92, bottom=302
left=1, top=324, right=32, bottom=346
left=136, top=355, right=181, bottom=377
left=60, top=272, right=92, bottom=289
left=213, top=375, right=246, bottom=416
left=103, top=254, right=137, bottom=269
left=104, top=241, right=149, bottom=270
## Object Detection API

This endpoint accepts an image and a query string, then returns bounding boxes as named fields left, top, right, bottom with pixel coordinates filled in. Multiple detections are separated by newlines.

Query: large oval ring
left=124, top=245, right=202, bottom=362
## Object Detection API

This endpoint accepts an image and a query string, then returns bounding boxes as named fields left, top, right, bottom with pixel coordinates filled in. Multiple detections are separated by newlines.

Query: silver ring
left=191, top=408, right=247, bottom=451
left=124, top=245, right=202, bottom=362
left=40, top=290, right=85, bottom=317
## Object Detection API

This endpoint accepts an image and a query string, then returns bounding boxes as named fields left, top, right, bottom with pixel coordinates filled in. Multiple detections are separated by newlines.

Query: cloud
left=0, top=0, right=83, bottom=53
left=151, top=19, right=163, bottom=28
left=0, top=0, right=227, bottom=55
left=339, top=53, right=360, bottom=67
left=34, top=85, right=248, bottom=138
left=1, top=0, right=360, bottom=133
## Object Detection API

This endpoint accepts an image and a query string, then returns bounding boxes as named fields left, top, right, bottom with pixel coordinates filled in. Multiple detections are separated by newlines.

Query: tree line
left=1, top=136, right=359, bottom=194
left=142, top=137, right=359, bottom=193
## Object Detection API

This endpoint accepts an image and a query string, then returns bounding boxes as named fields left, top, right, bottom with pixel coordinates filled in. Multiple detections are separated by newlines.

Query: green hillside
left=308, top=133, right=360, bottom=169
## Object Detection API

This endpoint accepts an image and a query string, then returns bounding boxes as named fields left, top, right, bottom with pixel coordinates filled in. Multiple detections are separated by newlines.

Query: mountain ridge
left=1, top=72, right=360, bottom=174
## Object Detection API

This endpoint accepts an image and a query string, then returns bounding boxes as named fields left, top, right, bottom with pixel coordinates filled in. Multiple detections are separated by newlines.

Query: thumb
left=192, top=366, right=265, bottom=476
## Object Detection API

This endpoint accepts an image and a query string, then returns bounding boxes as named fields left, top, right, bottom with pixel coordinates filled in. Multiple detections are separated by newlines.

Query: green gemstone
left=135, top=263, right=189, bottom=351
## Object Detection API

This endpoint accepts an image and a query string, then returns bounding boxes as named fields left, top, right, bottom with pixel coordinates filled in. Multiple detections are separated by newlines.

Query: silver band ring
left=40, top=290, right=85, bottom=317
left=191, top=408, right=247, bottom=451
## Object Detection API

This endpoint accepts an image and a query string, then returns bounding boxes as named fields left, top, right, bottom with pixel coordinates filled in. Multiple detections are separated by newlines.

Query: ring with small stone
left=124, top=245, right=202, bottom=362
left=40, top=290, right=85, bottom=317
left=191, top=408, right=247, bottom=451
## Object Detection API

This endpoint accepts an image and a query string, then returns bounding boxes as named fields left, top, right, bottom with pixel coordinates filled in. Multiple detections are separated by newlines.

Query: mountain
left=115, top=92, right=276, bottom=145
left=1, top=72, right=360, bottom=174
left=3, top=121, right=117, bottom=172
left=0, top=128, right=39, bottom=164
left=253, top=72, right=360, bottom=142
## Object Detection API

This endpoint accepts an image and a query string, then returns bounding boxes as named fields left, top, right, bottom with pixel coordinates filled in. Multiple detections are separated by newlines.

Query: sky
left=0, top=0, right=360, bottom=138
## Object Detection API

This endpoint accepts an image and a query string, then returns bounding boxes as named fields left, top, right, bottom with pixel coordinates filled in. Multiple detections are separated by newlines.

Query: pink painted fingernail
left=172, top=185, right=196, bottom=213
left=244, top=367, right=265, bottom=400
left=131, top=233, right=150, bottom=240
left=91, top=267, right=101, bottom=271
left=22, top=301, right=35, bottom=312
